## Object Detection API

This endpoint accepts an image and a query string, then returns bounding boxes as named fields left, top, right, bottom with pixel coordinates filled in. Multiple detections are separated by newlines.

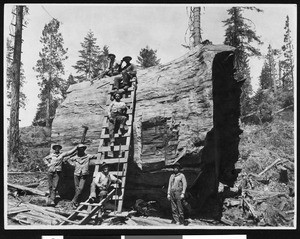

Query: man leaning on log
left=68, top=144, right=98, bottom=209
left=43, top=144, right=78, bottom=206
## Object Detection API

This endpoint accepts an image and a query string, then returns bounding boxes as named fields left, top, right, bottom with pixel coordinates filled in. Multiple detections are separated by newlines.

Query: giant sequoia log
left=51, top=44, right=243, bottom=216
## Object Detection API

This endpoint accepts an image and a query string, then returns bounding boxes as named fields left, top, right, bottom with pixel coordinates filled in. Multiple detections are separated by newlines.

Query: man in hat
left=101, top=53, right=122, bottom=78
left=43, top=144, right=78, bottom=206
left=113, top=56, right=137, bottom=91
left=107, top=92, right=128, bottom=148
left=68, top=144, right=98, bottom=208
left=88, top=163, right=122, bottom=203
left=167, top=162, right=188, bottom=225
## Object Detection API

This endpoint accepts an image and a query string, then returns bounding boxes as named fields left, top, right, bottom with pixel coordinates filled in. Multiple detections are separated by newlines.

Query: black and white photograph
left=3, top=4, right=296, bottom=229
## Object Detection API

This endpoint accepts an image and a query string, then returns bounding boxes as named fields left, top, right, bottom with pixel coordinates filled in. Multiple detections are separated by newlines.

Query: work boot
left=123, top=85, right=129, bottom=91
left=171, top=219, right=176, bottom=224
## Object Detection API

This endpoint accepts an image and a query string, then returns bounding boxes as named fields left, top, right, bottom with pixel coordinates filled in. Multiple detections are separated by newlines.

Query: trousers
left=109, top=114, right=127, bottom=143
left=47, top=171, right=61, bottom=201
left=71, top=174, right=88, bottom=204
left=113, top=72, right=133, bottom=90
left=89, top=181, right=108, bottom=201
left=170, top=190, right=185, bottom=224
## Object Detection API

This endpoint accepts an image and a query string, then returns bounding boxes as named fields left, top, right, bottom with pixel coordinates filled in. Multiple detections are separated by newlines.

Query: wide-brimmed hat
left=122, top=56, right=132, bottom=62
left=52, top=144, right=62, bottom=150
left=77, top=144, right=87, bottom=150
left=101, top=162, right=109, bottom=170
left=113, top=91, right=123, bottom=98
left=172, top=162, right=182, bottom=169
left=108, top=53, right=116, bottom=58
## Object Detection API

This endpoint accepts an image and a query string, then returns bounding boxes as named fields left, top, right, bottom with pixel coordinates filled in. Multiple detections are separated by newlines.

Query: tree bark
left=46, top=83, right=51, bottom=127
left=8, top=6, right=24, bottom=166
left=193, top=7, right=202, bottom=46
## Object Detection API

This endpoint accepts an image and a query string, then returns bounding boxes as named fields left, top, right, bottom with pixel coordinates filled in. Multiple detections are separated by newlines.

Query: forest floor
left=6, top=110, right=295, bottom=227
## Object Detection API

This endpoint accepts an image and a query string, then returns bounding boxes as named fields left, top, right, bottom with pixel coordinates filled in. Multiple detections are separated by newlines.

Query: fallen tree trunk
left=8, top=183, right=48, bottom=196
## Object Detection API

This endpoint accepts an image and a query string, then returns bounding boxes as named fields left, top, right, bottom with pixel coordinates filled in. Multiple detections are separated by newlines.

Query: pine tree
left=137, top=45, right=161, bottom=68
left=223, top=7, right=263, bottom=116
left=281, top=15, right=294, bottom=91
left=33, top=18, right=68, bottom=127
left=6, top=38, right=27, bottom=108
left=259, top=44, right=277, bottom=91
left=73, top=30, right=101, bottom=81
left=61, top=74, right=77, bottom=99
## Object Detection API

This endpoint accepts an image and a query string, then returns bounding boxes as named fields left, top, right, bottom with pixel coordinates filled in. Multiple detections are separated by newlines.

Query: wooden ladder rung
left=80, top=202, right=103, bottom=206
left=100, top=130, right=131, bottom=139
left=112, top=195, right=123, bottom=200
left=94, top=158, right=128, bottom=165
left=74, top=210, right=90, bottom=215
left=110, top=171, right=127, bottom=177
left=99, top=145, right=129, bottom=152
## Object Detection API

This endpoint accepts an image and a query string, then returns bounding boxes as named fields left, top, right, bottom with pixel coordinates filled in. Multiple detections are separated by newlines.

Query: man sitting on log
left=167, top=162, right=188, bottom=226
left=68, top=144, right=98, bottom=209
left=100, top=53, right=122, bottom=78
left=88, top=163, right=122, bottom=203
left=113, top=56, right=137, bottom=91
left=43, top=144, right=78, bottom=206
left=107, top=92, right=128, bottom=148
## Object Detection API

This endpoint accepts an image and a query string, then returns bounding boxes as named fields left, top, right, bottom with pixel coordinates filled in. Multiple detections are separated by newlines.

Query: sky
left=3, top=4, right=297, bottom=127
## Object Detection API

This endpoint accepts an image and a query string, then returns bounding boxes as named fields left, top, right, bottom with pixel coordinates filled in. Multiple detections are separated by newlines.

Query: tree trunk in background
left=46, top=84, right=51, bottom=127
left=8, top=6, right=24, bottom=166
left=193, top=7, right=202, bottom=46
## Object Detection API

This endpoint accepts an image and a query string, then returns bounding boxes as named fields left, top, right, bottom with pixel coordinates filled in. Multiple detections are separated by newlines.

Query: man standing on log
left=88, top=163, right=122, bottom=203
left=107, top=92, right=128, bottom=148
left=167, top=162, right=188, bottom=225
left=113, top=56, right=137, bottom=91
left=68, top=144, right=97, bottom=209
left=43, top=144, right=78, bottom=206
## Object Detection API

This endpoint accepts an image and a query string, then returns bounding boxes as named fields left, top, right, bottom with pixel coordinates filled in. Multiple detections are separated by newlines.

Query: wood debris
left=8, top=183, right=48, bottom=196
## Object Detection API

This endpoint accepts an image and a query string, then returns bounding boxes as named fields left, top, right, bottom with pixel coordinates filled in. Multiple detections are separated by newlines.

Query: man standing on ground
left=167, top=162, right=188, bottom=225
left=88, top=163, right=122, bottom=203
left=113, top=56, right=137, bottom=91
left=107, top=92, right=128, bottom=148
left=43, top=144, right=78, bottom=206
left=68, top=144, right=97, bottom=209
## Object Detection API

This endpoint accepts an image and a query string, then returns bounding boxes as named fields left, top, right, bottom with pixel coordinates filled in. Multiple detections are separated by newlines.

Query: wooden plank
left=23, top=203, right=68, bottom=222
left=93, top=157, right=128, bottom=165
left=79, top=189, right=116, bottom=225
left=8, top=183, right=47, bottom=196
left=8, top=207, right=30, bottom=215
left=110, top=171, right=127, bottom=177
left=99, top=145, right=129, bottom=152
left=112, top=195, right=123, bottom=200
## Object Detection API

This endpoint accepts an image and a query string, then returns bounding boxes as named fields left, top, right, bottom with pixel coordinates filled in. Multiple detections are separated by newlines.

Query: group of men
left=43, top=53, right=190, bottom=224
left=43, top=143, right=121, bottom=209
left=101, top=53, right=137, bottom=92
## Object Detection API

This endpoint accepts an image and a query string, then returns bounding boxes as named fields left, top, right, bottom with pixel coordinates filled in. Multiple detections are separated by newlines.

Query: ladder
left=60, top=77, right=137, bottom=225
